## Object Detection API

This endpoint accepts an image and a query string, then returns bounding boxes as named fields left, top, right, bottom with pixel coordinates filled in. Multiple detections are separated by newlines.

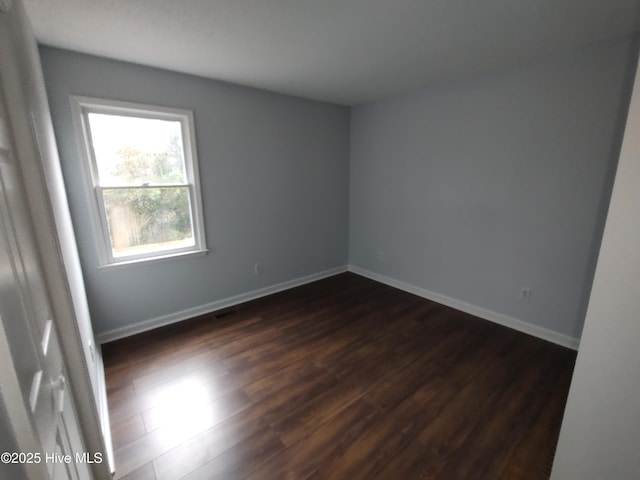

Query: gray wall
left=349, top=35, right=638, bottom=339
left=42, top=35, right=637, bottom=342
left=551, top=47, right=640, bottom=480
left=40, top=47, right=350, bottom=337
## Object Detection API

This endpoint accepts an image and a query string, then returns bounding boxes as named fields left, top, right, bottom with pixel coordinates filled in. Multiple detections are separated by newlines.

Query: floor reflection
left=148, top=377, right=223, bottom=442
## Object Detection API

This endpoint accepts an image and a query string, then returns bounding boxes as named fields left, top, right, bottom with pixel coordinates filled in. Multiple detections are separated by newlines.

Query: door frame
left=0, top=1, right=113, bottom=478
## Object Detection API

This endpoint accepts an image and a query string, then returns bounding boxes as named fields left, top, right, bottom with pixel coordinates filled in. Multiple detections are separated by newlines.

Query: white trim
left=96, top=266, right=348, bottom=344
left=97, top=248, right=208, bottom=270
left=28, top=370, right=43, bottom=412
left=69, top=97, right=112, bottom=264
left=69, top=95, right=207, bottom=266
left=97, top=263, right=579, bottom=350
left=348, top=265, right=580, bottom=350
left=40, top=319, right=52, bottom=356
left=0, top=315, right=50, bottom=480
left=95, top=346, right=115, bottom=474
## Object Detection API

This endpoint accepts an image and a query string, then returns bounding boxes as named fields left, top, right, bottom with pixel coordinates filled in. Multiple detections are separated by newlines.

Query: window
left=71, top=97, right=207, bottom=266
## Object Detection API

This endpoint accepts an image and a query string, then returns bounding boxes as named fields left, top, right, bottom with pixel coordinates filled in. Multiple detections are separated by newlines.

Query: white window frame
left=70, top=96, right=207, bottom=267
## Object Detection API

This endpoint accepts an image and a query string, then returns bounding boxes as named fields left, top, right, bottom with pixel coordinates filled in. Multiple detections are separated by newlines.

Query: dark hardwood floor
left=102, top=273, right=576, bottom=480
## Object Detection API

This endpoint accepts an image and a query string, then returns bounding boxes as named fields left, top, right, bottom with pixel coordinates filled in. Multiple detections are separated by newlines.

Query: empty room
left=1, top=1, right=640, bottom=480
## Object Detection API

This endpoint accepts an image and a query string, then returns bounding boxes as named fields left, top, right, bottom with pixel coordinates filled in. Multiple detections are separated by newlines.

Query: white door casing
left=0, top=0, right=112, bottom=478
left=0, top=79, right=90, bottom=479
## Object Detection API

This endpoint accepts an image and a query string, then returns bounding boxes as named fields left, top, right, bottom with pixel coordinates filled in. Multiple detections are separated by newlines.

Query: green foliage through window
left=103, top=187, right=193, bottom=257
left=76, top=98, right=205, bottom=263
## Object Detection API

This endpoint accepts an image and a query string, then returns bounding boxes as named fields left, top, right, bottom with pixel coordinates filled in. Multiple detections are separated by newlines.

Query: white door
left=0, top=80, right=92, bottom=480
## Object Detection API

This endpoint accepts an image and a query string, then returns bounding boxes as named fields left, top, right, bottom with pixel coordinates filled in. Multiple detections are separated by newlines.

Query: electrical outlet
left=520, top=287, right=532, bottom=302
left=254, top=262, right=263, bottom=275
left=377, top=251, right=385, bottom=262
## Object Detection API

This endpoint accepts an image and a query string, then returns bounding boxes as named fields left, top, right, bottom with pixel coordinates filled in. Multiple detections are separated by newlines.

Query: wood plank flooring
left=102, top=273, right=576, bottom=480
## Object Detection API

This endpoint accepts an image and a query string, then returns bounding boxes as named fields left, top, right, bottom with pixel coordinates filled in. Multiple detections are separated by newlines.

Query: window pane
left=103, top=187, right=194, bottom=258
left=88, top=113, right=187, bottom=186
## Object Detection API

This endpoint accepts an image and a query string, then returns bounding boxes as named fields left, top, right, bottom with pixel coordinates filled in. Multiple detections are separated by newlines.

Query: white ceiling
left=24, top=0, right=640, bottom=106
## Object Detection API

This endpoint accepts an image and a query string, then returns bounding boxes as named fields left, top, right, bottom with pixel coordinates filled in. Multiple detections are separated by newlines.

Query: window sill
left=97, top=248, right=209, bottom=270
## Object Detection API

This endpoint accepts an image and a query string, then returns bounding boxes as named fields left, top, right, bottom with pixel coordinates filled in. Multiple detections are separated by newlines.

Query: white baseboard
left=96, top=265, right=348, bottom=344
left=95, top=347, right=115, bottom=474
left=97, top=263, right=580, bottom=350
left=348, top=265, right=580, bottom=350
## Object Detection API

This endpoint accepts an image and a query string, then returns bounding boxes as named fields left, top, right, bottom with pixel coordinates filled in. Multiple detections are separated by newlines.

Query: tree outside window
left=71, top=98, right=206, bottom=265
